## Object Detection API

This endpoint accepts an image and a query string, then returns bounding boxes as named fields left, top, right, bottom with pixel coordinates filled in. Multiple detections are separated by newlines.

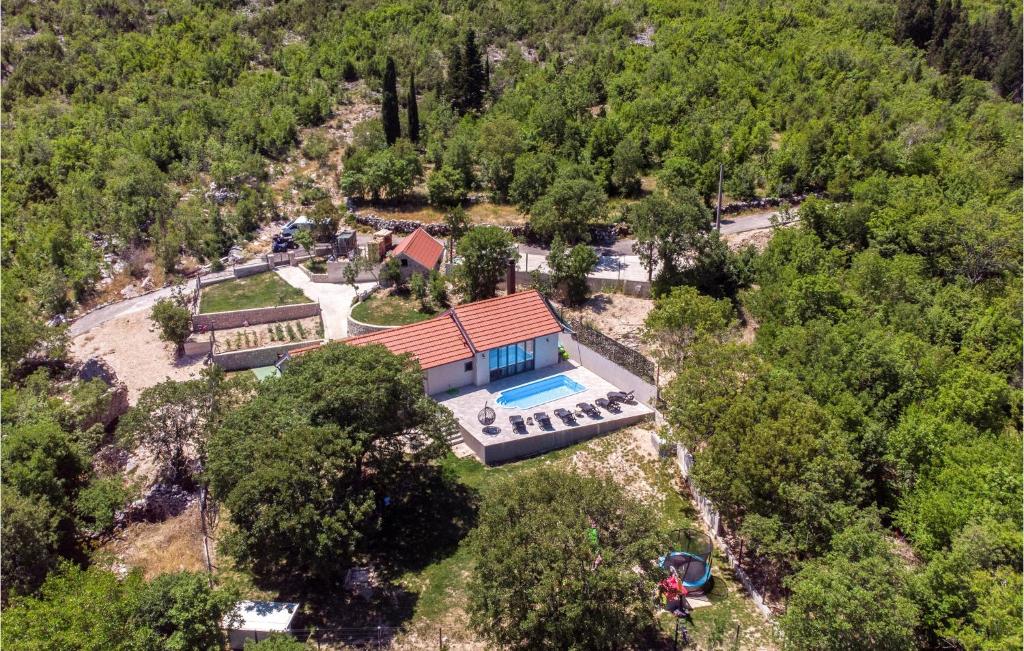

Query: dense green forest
left=2, top=0, right=1021, bottom=648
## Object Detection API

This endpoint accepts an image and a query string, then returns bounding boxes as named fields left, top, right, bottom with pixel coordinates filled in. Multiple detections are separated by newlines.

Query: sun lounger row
left=504, top=395, right=631, bottom=434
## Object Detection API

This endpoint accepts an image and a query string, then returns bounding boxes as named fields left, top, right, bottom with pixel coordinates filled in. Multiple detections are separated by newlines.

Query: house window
left=488, top=339, right=535, bottom=381
left=464, top=361, right=473, bottom=372
left=400, top=258, right=408, bottom=266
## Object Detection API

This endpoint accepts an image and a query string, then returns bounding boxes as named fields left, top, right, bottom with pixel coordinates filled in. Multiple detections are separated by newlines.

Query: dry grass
left=103, top=504, right=210, bottom=580
left=557, top=292, right=655, bottom=355
left=362, top=197, right=525, bottom=226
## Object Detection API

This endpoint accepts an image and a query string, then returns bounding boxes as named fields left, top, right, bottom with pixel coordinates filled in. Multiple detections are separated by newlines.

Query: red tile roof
left=390, top=228, right=444, bottom=270
left=344, top=290, right=562, bottom=370
left=453, top=290, right=562, bottom=351
left=344, top=313, right=473, bottom=370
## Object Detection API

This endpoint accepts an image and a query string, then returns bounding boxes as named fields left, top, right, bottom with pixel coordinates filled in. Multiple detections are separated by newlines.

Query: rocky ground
left=557, top=292, right=656, bottom=355
left=71, top=312, right=207, bottom=403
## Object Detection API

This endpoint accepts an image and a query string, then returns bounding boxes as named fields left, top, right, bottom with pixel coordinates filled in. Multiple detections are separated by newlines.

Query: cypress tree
left=446, top=43, right=465, bottom=114
left=407, top=70, right=420, bottom=144
left=484, top=58, right=491, bottom=99
left=381, top=56, right=401, bottom=145
left=464, top=29, right=485, bottom=111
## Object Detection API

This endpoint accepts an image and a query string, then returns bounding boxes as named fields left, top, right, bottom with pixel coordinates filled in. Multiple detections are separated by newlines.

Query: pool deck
left=433, top=361, right=654, bottom=464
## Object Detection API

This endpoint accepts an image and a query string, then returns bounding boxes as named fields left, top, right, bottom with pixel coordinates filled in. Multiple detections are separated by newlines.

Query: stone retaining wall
left=352, top=193, right=811, bottom=241
left=558, top=333, right=658, bottom=405
left=346, top=310, right=401, bottom=336
left=559, top=317, right=657, bottom=385
left=183, top=338, right=213, bottom=357
left=192, top=302, right=319, bottom=331
left=212, top=339, right=322, bottom=371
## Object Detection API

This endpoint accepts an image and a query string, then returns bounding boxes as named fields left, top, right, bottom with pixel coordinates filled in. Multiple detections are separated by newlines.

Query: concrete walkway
left=274, top=266, right=375, bottom=340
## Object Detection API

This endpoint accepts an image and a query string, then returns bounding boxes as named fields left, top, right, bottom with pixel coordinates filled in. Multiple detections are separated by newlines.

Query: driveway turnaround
left=69, top=284, right=186, bottom=337
left=274, top=266, right=375, bottom=340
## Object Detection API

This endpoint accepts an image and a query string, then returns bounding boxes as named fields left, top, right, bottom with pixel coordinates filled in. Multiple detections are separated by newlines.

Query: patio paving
left=434, top=361, right=654, bottom=464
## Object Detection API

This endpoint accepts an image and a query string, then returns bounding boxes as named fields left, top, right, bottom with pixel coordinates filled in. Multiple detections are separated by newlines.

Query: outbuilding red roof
left=453, top=290, right=562, bottom=351
left=390, top=227, right=444, bottom=270
left=344, top=290, right=562, bottom=370
left=344, top=313, right=473, bottom=370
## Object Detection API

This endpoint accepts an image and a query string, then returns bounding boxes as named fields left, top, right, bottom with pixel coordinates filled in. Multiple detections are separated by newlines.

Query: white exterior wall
left=426, top=358, right=475, bottom=395
left=473, top=351, right=490, bottom=386
left=534, top=334, right=560, bottom=370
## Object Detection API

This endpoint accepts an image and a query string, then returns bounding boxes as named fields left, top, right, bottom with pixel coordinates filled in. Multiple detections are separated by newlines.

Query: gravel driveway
left=273, top=266, right=375, bottom=340
left=69, top=283, right=187, bottom=337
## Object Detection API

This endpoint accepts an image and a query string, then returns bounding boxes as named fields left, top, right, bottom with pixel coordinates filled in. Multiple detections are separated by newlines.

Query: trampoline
left=658, top=529, right=713, bottom=594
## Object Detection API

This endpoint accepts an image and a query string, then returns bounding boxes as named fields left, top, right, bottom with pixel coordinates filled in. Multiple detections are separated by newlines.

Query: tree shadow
left=246, top=462, right=479, bottom=632
left=369, top=462, right=480, bottom=576
left=580, top=294, right=613, bottom=314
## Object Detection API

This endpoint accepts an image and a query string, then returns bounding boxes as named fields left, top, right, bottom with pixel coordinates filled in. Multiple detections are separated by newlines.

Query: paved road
left=517, top=245, right=654, bottom=282
left=718, top=209, right=794, bottom=235
left=273, top=266, right=375, bottom=340
left=69, top=283, right=186, bottom=337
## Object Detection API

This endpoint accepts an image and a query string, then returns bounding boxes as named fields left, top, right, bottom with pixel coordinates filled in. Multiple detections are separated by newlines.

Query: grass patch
left=304, top=258, right=327, bottom=274
left=350, top=292, right=436, bottom=326
left=391, top=431, right=777, bottom=648
left=199, top=272, right=310, bottom=313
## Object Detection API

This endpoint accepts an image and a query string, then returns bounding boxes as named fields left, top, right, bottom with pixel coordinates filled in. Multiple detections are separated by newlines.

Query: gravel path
left=273, top=267, right=375, bottom=340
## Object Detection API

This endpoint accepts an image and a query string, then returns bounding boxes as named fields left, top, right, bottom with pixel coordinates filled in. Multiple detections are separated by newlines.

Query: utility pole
left=715, top=162, right=723, bottom=232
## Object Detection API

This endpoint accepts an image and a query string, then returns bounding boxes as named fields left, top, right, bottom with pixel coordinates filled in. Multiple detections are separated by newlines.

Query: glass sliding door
left=489, top=338, right=536, bottom=381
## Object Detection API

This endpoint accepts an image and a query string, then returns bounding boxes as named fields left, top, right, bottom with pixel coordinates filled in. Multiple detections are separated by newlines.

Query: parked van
left=281, top=216, right=313, bottom=237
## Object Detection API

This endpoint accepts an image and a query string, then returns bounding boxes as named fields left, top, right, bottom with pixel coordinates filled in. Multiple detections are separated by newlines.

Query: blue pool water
left=495, top=374, right=587, bottom=409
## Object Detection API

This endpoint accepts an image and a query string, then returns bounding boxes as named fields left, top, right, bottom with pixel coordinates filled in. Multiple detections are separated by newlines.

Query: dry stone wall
left=192, top=302, right=320, bottom=331
left=212, top=339, right=322, bottom=371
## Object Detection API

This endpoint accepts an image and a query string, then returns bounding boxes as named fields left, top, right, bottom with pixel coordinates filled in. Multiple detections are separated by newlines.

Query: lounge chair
left=533, top=412, right=553, bottom=429
left=595, top=397, right=621, bottom=413
left=577, top=402, right=601, bottom=418
left=607, top=390, right=636, bottom=405
left=553, top=408, right=577, bottom=425
left=509, top=414, right=527, bottom=434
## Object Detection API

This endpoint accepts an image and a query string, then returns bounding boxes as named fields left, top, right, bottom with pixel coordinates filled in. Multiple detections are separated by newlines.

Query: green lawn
left=199, top=272, right=310, bottom=313
left=350, top=292, right=436, bottom=326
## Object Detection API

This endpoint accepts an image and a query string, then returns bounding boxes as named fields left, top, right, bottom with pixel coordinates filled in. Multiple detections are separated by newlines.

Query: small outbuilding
left=223, top=600, right=300, bottom=649
left=389, top=227, right=444, bottom=279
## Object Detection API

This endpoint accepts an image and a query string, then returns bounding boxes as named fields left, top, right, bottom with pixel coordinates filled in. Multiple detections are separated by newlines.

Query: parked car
left=272, top=234, right=298, bottom=253
left=281, top=216, right=313, bottom=237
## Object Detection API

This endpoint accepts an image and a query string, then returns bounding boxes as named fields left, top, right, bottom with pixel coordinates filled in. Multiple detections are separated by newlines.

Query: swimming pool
left=495, top=374, right=587, bottom=409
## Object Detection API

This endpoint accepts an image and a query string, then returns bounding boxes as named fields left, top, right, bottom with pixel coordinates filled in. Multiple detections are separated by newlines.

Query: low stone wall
left=298, top=263, right=330, bottom=283
left=183, top=338, right=213, bottom=357
left=233, top=261, right=271, bottom=278
left=192, top=302, right=319, bottom=331
left=352, top=193, right=811, bottom=242
left=347, top=310, right=401, bottom=336
left=212, top=339, right=322, bottom=371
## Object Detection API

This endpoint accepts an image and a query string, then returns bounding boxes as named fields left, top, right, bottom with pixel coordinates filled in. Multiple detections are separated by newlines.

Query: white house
left=345, top=290, right=564, bottom=395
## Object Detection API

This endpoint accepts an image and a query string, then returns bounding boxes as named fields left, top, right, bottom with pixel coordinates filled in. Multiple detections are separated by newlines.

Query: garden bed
left=212, top=316, right=323, bottom=352
left=199, top=272, right=310, bottom=313
left=303, top=257, right=328, bottom=274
